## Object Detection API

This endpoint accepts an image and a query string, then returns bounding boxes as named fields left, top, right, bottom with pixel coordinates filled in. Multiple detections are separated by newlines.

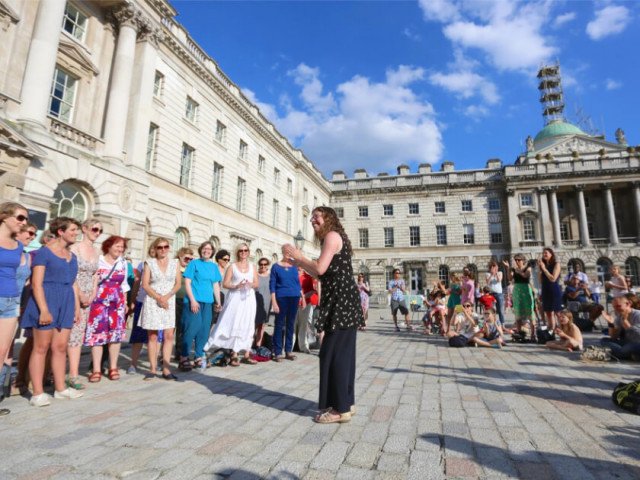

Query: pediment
left=535, top=135, right=625, bottom=158
left=0, top=118, right=47, bottom=158
left=0, top=0, right=20, bottom=23
left=517, top=209, right=538, bottom=218
left=57, top=36, right=100, bottom=78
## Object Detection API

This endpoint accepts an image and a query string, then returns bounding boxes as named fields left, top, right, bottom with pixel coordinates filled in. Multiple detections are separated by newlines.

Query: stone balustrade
left=48, top=116, right=101, bottom=150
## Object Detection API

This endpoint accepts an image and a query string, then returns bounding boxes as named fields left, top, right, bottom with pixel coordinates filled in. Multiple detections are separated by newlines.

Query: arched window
left=50, top=182, right=88, bottom=221
left=254, top=248, right=263, bottom=261
left=567, top=258, right=585, bottom=275
left=625, top=257, right=640, bottom=288
left=271, top=253, right=278, bottom=264
left=596, top=257, right=613, bottom=284
left=358, top=264, right=370, bottom=283
left=438, top=265, right=450, bottom=287
left=174, top=228, right=188, bottom=252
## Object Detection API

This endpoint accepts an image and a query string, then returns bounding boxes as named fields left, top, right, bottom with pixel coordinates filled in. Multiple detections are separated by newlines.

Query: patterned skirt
left=512, top=283, right=534, bottom=319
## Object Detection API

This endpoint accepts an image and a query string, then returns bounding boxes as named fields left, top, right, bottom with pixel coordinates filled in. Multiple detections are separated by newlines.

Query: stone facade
left=0, top=0, right=329, bottom=261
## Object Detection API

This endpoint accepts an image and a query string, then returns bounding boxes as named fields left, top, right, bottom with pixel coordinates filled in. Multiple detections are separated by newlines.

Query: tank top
left=0, top=242, right=23, bottom=297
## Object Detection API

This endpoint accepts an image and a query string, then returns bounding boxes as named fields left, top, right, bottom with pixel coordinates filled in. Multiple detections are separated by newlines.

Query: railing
left=505, top=157, right=638, bottom=177
left=519, top=240, right=543, bottom=247
left=48, top=117, right=101, bottom=150
left=591, top=238, right=609, bottom=247
left=620, top=236, right=637, bottom=244
left=562, top=240, right=581, bottom=248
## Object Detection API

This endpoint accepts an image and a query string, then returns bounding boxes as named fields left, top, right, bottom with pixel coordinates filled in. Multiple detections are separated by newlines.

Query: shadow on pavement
left=214, top=468, right=301, bottom=479
left=419, top=433, right=640, bottom=478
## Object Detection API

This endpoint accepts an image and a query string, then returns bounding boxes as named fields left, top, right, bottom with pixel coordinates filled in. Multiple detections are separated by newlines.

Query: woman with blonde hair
left=66, top=218, right=101, bottom=389
left=141, top=237, right=181, bottom=380
left=205, top=243, right=258, bottom=366
left=546, top=310, right=583, bottom=351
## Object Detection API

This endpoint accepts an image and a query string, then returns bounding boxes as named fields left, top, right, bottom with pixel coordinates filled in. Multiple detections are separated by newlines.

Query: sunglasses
left=26, top=230, right=37, bottom=237
left=238, top=249, right=249, bottom=253
left=463, top=304, right=472, bottom=307
left=259, top=263, right=268, bottom=267
left=14, top=214, right=28, bottom=222
left=184, top=257, right=193, bottom=262
left=156, top=245, right=170, bottom=250
left=91, top=227, right=103, bottom=234
left=221, top=257, right=230, bottom=262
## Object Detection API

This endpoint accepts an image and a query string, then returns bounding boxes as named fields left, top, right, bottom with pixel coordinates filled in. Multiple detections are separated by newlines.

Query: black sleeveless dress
left=316, top=241, right=364, bottom=332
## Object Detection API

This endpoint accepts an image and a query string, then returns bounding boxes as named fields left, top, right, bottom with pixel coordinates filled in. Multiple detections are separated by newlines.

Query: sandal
left=314, top=410, right=351, bottom=424
left=229, top=356, right=240, bottom=367
left=88, top=372, right=101, bottom=383
left=285, top=353, right=297, bottom=361
left=241, top=357, right=257, bottom=365
left=179, top=360, right=193, bottom=372
left=272, top=355, right=284, bottom=363
left=108, top=369, right=120, bottom=381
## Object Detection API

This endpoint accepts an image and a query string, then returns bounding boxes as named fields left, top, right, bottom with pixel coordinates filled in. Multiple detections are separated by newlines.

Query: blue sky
left=173, top=0, right=639, bottom=177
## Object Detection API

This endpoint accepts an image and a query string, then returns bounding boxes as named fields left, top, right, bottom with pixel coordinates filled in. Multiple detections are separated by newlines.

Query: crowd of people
left=385, top=249, right=640, bottom=359
left=0, top=202, right=349, bottom=421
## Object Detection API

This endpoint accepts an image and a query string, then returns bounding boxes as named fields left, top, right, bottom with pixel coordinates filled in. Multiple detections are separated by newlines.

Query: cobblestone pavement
left=2, top=307, right=640, bottom=480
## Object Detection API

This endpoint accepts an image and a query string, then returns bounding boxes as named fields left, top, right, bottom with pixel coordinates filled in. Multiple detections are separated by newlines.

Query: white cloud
left=586, top=5, right=631, bottom=40
left=248, top=64, right=443, bottom=175
left=463, top=105, right=490, bottom=119
left=418, top=0, right=460, bottom=23
left=402, top=27, right=421, bottom=41
left=553, top=11, right=576, bottom=28
left=605, top=78, right=622, bottom=90
left=419, top=1, right=557, bottom=71
left=429, top=70, right=499, bottom=104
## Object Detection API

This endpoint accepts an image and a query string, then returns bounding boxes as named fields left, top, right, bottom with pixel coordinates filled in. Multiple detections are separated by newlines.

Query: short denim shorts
left=0, top=296, right=20, bottom=319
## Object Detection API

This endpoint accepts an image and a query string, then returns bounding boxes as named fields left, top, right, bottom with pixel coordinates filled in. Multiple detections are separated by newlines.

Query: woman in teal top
left=179, top=241, right=222, bottom=370
left=445, top=273, right=462, bottom=334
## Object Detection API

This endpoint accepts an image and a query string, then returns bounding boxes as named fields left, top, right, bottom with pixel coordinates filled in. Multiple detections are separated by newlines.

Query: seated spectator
left=422, top=285, right=446, bottom=334
left=546, top=310, right=583, bottom=351
left=564, top=275, right=604, bottom=330
left=477, top=286, right=496, bottom=312
left=564, top=262, right=588, bottom=285
left=446, top=303, right=478, bottom=347
left=470, top=308, right=505, bottom=348
left=601, top=296, right=640, bottom=361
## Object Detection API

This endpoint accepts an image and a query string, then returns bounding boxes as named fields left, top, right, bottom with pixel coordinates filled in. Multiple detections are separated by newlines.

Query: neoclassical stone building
left=330, top=121, right=640, bottom=296
left=1, top=1, right=638, bottom=298
left=0, top=0, right=329, bottom=261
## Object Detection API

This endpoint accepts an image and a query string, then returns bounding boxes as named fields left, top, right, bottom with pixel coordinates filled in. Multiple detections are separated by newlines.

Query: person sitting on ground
left=447, top=303, right=479, bottom=347
left=477, top=286, right=496, bottom=312
left=470, top=308, right=505, bottom=348
left=564, top=275, right=604, bottom=330
left=600, top=296, right=640, bottom=361
left=546, top=309, right=583, bottom=352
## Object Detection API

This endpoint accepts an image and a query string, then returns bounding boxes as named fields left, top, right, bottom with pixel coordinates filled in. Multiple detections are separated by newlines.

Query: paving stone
left=345, top=442, right=380, bottom=468
left=310, top=441, right=351, bottom=471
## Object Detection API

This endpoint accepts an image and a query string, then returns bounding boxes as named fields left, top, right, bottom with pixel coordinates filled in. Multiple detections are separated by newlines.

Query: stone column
left=575, top=185, right=591, bottom=247
left=603, top=184, right=619, bottom=245
left=634, top=182, right=640, bottom=244
left=505, top=189, right=519, bottom=250
left=549, top=188, right=562, bottom=248
left=18, top=0, right=67, bottom=127
left=125, top=28, right=160, bottom=167
left=103, top=4, right=141, bottom=159
left=537, top=187, right=553, bottom=246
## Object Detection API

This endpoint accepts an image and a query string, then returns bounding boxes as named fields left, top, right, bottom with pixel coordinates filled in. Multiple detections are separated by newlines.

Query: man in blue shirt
left=388, top=269, right=412, bottom=332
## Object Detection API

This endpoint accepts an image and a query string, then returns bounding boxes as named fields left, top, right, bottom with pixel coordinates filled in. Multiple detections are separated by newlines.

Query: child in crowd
left=477, top=286, right=496, bottom=312
left=470, top=308, right=506, bottom=348
left=422, top=288, right=446, bottom=335
left=546, top=309, right=583, bottom=352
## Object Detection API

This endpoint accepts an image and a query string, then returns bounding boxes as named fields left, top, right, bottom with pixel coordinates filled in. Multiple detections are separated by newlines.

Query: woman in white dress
left=205, top=243, right=258, bottom=366
left=141, top=237, right=181, bottom=380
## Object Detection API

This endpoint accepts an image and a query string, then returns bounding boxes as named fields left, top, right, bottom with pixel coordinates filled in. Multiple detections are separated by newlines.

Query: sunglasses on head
left=91, top=226, right=103, bottom=234
left=156, top=245, right=170, bottom=250
left=14, top=214, right=28, bottom=222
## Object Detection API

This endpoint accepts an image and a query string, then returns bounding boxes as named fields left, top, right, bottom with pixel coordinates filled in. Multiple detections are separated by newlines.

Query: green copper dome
left=534, top=121, right=585, bottom=143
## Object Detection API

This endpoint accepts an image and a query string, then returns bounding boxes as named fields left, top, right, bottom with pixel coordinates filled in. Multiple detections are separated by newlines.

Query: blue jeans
left=274, top=296, right=299, bottom=356
left=492, top=292, right=505, bottom=326
left=181, top=301, right=213, bottom=358
left=600, top=338, right=640, bottom=360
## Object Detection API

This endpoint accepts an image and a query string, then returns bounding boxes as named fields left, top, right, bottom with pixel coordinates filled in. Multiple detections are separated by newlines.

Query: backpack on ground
left=612, top=380, right=640, bottom=414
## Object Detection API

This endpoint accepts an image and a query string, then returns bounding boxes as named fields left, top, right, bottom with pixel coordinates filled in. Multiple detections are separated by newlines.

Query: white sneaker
left=54, top=388, right=84, bottom=399
left=30, top=393, right=51, bottom=407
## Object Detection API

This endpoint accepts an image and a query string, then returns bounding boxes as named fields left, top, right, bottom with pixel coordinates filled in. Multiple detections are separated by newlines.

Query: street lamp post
left=294, top=230, right=305, bottom=250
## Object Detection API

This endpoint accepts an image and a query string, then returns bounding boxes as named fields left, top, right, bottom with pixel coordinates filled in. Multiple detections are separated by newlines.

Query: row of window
left=354, top=199, right=501, bottom=218
left=357, top=223, right=504, bottom=248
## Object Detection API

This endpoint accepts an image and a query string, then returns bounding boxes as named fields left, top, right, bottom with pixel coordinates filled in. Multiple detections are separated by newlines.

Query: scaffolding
left=537, top=63, right=564, bottom=125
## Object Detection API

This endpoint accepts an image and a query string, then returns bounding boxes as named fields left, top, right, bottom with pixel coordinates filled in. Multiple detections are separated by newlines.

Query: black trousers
left=318, top=327, right=356, bottom=414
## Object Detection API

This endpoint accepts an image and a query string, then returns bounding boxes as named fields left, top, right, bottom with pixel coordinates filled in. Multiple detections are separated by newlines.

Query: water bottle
left=199, top=356, right=207, bottom=372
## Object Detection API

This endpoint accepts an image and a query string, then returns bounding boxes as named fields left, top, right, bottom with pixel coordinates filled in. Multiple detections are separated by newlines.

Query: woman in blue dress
left=21, top=217, right=82, bottom=407
left=538, top=247, right=563, bottom=333
left=0, top=202, right=29, bottom=416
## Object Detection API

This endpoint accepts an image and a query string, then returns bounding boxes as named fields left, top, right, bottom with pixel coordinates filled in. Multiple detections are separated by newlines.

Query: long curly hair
left=312, top=206, right=352, bottom=256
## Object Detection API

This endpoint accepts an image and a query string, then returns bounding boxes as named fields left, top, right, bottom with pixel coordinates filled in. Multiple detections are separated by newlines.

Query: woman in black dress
left=284, top=206, right=364, bottom=424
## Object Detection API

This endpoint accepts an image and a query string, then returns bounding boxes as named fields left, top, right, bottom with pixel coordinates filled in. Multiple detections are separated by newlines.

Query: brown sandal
left=229, top=356, right=240, bottom=367
left=88, top=372, right=102, bottom=383
left=108, top=369, right=120, bottom=381
left=285, top=353, right=297, bottom=361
